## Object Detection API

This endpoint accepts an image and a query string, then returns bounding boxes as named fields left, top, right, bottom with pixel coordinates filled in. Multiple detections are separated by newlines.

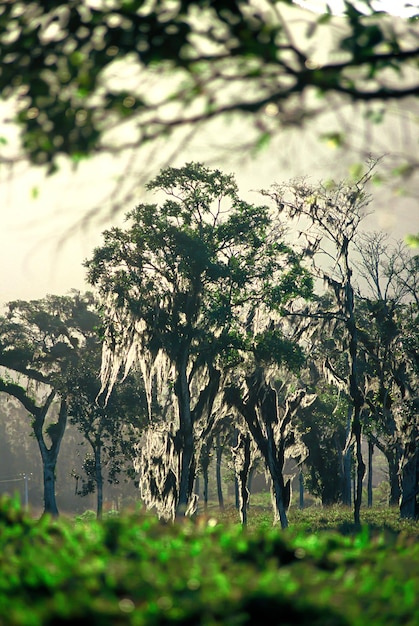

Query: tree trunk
left=345, top=256, right=366, bottom=527
left=95, top=443, right=104, bottom=519
left=33, top=395, right=67, bottom=517
left=388, top=454, right=402, bottom=505
left=232, top=432, right=251, bottom=525
left=399, top=448, right=419, bottom=520
left=299, top=469, right=304, bottom=509
left=234, top=476, right=239, bottom=510
left=341, top=410, right=352, bottom=506
left=202, top=463, right=209, bottom=511
left=215, top=434, right=224, bottom=511
left=367, top=439, right=374, bottom=508
left=175, top=359, right=195, bottom=517
left=248, top=466, right=255, bottom=501
left=269, top=469, right=289, bottom=529
left=42, top=458, right=59, bottom=517
left=370, top=436, right=401, bottom=506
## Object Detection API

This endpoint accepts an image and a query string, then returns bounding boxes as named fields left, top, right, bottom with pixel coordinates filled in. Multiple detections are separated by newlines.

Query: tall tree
left=263, top=164, right=376, bottom=525
left=0, top=291, right=99, bottom=516
left=355, top=233, right=419, bottom=518
left=86, top=162, right=312, bottom=519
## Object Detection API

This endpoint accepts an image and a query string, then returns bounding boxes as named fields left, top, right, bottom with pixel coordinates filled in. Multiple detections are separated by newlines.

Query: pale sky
left=2, top=122, right=418, bottom=304
left=295, top=0, right=419, bottom=16
left=1, top=2, right=419, bottom=304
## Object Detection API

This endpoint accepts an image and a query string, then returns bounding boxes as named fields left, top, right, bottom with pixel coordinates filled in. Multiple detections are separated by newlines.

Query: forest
left=0, top=161, right=417, bottom=526
left=0, top=161, right=418, bottom=626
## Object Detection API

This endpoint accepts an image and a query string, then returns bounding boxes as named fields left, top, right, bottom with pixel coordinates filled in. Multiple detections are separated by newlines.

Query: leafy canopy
left=86, top=162, right=312, bottom=404
left=1, top=1, right=418, bottom=170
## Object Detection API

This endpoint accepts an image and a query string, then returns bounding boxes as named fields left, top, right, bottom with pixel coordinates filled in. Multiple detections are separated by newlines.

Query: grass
left=196, top=498, right=419, bottom=537
left=0, top=495, right=418, bottom=625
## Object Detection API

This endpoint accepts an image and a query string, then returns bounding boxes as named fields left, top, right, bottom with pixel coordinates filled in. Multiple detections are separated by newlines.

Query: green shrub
left=0, top=496, right=417, bottom=626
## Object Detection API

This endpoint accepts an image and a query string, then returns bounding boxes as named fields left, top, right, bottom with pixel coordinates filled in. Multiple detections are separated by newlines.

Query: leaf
left=405, top=233, right=419, bottom=248
left=252, top=131, right=271, bottom=154
left=30, top=186, right=39, bottom=199
left=320, top=132, right=345, bottom=149
left=349, top=162, right=363, bottom=180
left=71, top=152, right=91, bottom=163
left=391, top=163, right=415, bottom=178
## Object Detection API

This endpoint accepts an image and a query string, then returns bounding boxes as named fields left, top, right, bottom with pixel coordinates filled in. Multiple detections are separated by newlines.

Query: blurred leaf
left=320, top=132, right=346, bottom=148
left=349, top=162, right=364, bottom=180
left=405, top=233, right=419, bottom=248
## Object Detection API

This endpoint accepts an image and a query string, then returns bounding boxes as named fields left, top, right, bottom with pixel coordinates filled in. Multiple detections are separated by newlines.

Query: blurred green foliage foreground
left=0, top=496, right=418, bottom=626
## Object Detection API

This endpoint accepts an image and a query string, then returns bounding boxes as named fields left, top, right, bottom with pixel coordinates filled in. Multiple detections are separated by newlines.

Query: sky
left=2, top=125, right=418, bottom=304
left=1, top=1, right=419, bottom=304
left=295, top=0, right=419, bottom=16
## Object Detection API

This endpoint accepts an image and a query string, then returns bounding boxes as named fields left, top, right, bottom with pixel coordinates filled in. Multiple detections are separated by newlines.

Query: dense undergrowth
left=0, top=496, right=418, bottom=626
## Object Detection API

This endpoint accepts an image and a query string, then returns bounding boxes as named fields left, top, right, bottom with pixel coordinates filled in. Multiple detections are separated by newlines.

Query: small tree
left=0, top=292, right=99, bottom=516
left=68, top=355, right=147, bottom=518
left=298, top=384, right=350, bottom=506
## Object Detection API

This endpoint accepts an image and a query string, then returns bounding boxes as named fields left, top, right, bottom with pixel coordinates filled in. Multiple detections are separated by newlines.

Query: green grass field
left=0, top=496, right=417, bottom=626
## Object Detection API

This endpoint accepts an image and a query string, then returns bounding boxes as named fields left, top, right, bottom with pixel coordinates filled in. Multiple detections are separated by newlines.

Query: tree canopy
left=0, top=291, right=100, bottom=515
left=86, top=162, right=313, bottom=518
left=1, top=0, right=418, bottom=171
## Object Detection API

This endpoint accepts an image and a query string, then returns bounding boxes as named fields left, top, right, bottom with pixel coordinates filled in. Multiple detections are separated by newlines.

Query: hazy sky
left=1, top=2, right=419, bottom=304
left=295, top=0, right=419, bottom=15
left=2, top=124, right=418, bottom=304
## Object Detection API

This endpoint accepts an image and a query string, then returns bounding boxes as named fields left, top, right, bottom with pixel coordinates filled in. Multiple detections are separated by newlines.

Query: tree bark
left=367, top=439, right=374, bottom=507
left=344, top=248, right=365, bottom=527
left=215, top=434, right=224, bottom=511
left=399, top=447, right=419, bottom=520
left=232, top=432, right=251, bottom=525
left=299, top=469, right=304, bottom=509
left=95, top=442, right=104, bottom=519
left=267, top=446, right=289, bottom=529
left=42, top=458, right=59, bottom=517
left=388, top=454, right=402, bottom=506
left=175, top=356, right=195, bottom=517
left=202, top=461, right=209, bottom=511
left=34, top=396, right=68, bottom=517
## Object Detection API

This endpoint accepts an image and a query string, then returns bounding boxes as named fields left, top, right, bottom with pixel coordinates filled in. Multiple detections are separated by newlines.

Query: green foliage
left=86, top=162, right=312, bottom=519
left=253, top=329, right=305, bottom=371
left=298, top=387, right=349, bottom=505
left=406, top=234, right=419, bottom=248
left=0, top=496, right=418, bottom=626
left=1, top=1, right=417, bottom=170
left=86, top=162, right=309, bottom=396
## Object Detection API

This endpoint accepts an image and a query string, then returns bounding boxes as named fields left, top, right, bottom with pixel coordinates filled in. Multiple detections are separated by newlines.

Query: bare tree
left=263, top=163, right=377, bottom=525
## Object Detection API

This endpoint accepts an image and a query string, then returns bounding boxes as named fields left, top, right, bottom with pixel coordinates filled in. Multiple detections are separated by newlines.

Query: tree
left=226, top=371, right=316, bottom=528
left=67, top=351, right=147, bottom=519
left=263, top=164, right=377, bottom=525
left=298, top=383, right=350, bottom=506
left=86, top=162, right=312, bottom=519
left=1, top=1, right=418, bottom=173
left=0, top=291, right=99, bottom=516
left=354, top=233, right=419, bottom=518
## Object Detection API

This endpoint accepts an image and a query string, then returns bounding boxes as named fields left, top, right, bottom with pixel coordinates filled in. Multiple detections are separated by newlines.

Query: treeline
left=0, top=163, right=417, bottom=524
